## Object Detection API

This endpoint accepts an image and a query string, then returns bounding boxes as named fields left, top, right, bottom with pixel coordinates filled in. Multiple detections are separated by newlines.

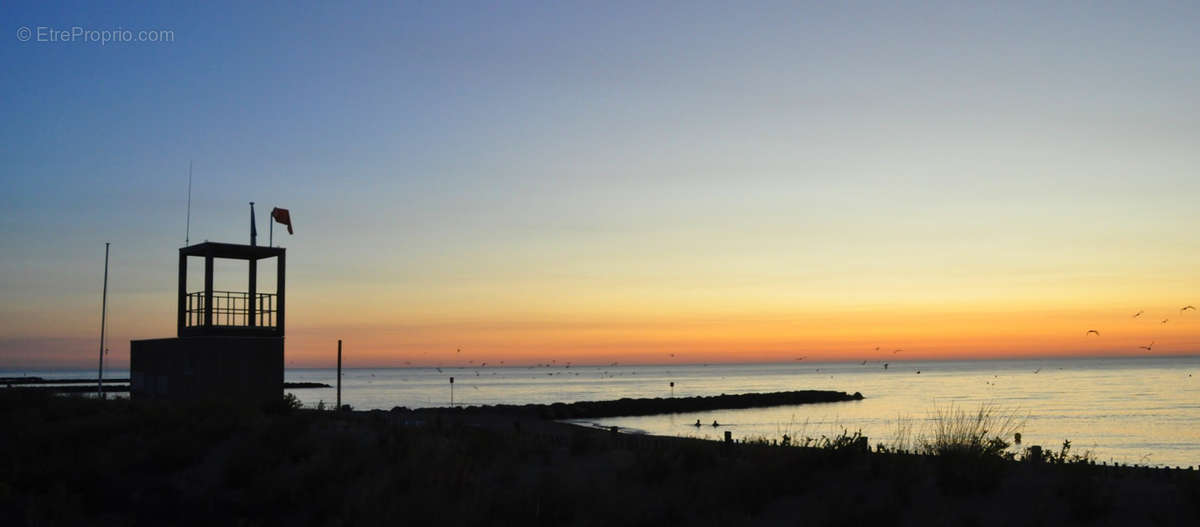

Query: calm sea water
left=8, top=356, right=1198, bottom=467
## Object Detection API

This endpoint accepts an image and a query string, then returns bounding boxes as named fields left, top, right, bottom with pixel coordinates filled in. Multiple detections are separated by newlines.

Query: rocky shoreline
left=400, top=389, right=864, bottom=419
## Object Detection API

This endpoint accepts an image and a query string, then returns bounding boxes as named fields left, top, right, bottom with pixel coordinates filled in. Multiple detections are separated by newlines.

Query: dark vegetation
left=1, top=389, right=1197, bottom=526
left=2, top=381, right=331, bottom=394
left=2, top=378, right=133, bottom=385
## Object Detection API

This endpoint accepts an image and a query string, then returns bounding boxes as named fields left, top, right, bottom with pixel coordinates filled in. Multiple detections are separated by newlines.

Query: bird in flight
left=1132, top=310, right=1144, bottom=318
left=893, top=349, right=903, bottom=354
left=1086, top=330, right=1100, bottom=336
left=1161, top=319, right=1169, bottom=324
left=1139, top=341, right=1154, bottom=351
left=1181, top=305, right=1196, bottom=313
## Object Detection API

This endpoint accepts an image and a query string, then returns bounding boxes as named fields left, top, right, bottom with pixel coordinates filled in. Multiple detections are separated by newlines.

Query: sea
left=8, top=356, right=1198, bottom=468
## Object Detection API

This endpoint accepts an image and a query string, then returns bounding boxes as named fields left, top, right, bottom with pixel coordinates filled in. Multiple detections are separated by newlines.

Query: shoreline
left=386, top=398, right=1199, bottom=473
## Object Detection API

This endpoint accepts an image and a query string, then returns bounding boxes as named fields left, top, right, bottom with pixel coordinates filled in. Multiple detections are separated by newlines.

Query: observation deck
left=177, top=241, right=285, bottom=338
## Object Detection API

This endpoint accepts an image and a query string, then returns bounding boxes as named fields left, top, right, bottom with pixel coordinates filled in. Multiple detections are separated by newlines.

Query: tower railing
left=185, top=290, right=277, bottom=328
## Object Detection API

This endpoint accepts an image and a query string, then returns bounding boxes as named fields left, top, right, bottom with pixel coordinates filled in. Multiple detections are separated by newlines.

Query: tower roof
left=180, top=241, right=284, bottom=260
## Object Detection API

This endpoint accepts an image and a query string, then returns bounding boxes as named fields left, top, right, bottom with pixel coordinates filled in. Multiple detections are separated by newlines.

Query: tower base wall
left=130, top=337, right=283, bottom=402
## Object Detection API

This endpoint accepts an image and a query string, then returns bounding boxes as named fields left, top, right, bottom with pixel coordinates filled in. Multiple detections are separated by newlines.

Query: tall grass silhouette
left=919, top=402, right=1025, bottom=458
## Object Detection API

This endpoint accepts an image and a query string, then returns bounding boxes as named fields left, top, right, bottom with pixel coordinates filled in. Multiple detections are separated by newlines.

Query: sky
left=2, top=1, right=1199, bottom=369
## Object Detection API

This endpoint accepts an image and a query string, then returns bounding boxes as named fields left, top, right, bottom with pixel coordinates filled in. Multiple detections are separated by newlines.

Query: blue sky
left=3, top=2, right=1200, bottom=368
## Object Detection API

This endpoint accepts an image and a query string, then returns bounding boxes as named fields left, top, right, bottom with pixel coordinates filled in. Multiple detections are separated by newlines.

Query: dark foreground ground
left=1, top=390, right=1197, bottom=526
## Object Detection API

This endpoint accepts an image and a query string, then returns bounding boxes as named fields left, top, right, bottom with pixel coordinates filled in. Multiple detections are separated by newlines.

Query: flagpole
left=270, top=209, right=273, bottom=247
left=250, top=202, right=257, bottom=247
left=98, top=242, right=109, bottom=399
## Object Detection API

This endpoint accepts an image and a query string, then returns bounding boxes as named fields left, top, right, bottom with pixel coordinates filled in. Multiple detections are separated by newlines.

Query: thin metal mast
left=98, top=242, right=110, bottom=398
left=186, top=161, right=192, bottom=245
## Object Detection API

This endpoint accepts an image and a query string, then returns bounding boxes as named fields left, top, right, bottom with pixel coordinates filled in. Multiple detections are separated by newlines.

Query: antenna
left=185, top=161, right=192, bottom=246
left=98, top=242, right=110, bottom=399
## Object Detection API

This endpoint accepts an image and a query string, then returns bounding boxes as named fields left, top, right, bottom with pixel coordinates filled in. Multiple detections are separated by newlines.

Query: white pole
left=98, top=242, right=110, bottom=399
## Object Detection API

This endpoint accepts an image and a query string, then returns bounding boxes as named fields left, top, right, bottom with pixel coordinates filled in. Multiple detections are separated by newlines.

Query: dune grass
left=918, top=402, right=1025, bottom=458
left=886, top=412, right=916, bottom=453
left=775, top=402, right=1024, bottom=460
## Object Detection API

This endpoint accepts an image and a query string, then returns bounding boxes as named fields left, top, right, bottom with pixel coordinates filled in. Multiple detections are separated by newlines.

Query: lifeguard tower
left=130, top=241, right=285, bottom=402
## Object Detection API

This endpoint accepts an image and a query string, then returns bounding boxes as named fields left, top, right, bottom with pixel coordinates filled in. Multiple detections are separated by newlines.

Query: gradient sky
left=3, top=1, right=1199, bottom=369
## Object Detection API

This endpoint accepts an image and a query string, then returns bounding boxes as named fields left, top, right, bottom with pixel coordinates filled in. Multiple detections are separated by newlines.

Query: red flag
left=271, top=207, right=294, bottom=234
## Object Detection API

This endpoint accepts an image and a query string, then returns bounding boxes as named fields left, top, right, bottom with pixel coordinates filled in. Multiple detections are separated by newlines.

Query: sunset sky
left=3, top=2, right=1199, bottom=369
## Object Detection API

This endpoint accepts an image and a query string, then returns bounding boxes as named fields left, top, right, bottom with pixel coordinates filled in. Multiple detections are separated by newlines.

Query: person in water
left=694, top=419, right=701, bottom=427
left=712, top=420, right=720, bottom=427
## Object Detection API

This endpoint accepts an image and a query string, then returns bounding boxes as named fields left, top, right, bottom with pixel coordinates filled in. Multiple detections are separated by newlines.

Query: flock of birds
left=1085, top=305, right=1195, bottom=352
left=777, top=306, right=1198, bottom=379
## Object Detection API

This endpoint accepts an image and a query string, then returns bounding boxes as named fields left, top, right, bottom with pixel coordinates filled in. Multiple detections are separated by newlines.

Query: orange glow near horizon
left=4, top=194, right=1199, bottom=371
left=4, top=276, right=1198, bottom=370
left=266, top=303, right=1200, bottom=368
